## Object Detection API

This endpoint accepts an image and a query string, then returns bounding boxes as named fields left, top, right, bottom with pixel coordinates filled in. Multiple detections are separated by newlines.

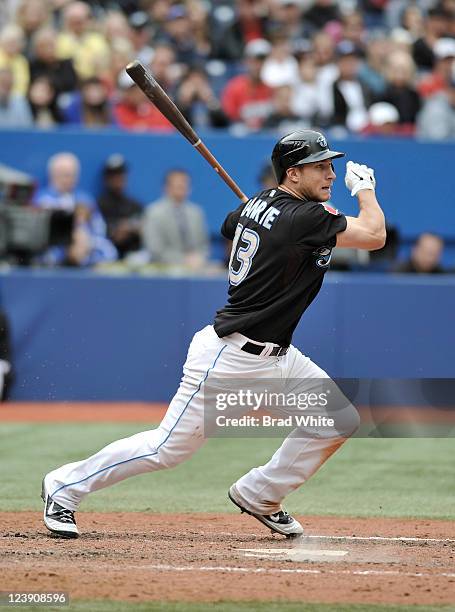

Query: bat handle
left=195, top=141, right=249, bottom=203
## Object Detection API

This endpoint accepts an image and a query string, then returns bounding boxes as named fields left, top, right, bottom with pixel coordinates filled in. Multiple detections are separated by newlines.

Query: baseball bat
left=125, top=60, right=248, bottom=203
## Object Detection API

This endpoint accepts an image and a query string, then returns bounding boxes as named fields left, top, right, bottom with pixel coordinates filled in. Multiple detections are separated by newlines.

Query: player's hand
left=345, top=161, right=376, bottom=197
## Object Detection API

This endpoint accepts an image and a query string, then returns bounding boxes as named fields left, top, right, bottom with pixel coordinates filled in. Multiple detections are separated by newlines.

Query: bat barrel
left=125, top=60, right=248, bottom=202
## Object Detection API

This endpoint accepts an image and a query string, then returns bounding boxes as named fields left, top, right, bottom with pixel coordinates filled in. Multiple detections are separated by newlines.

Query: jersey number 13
left=228, top=224, right=260, bottom=285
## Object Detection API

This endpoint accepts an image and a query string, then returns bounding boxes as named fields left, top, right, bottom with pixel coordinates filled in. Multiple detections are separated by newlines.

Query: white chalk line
left=141, top=563, right=455, bottom=579
left=217, top=532, right=455, bottom=544
left=303, top=534, right=455, bottom=544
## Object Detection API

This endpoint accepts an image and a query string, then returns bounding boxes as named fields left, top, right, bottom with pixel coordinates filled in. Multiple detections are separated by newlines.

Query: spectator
left=313, top=30, right=337, bottom=76
left=341, top=11, right=367, bottom=50
left=360, top=0, right=387, bottom=29
left=400, top=4, right=425, bottom=42
left=176, top=66, right=229, bottom=128
left=160, top=4, right=203, bottom=67
left=0, top=23, right=29, bottom=94
left=291, top=53, right=323, bottom=126
left=61, top=77, right=115, bottom=127
left=358, top=34, right=390, bottom=96
left=102, top=35, right=134, bottom=93
left=29, top=27, right=78, bottom=96
left=268, top=0, right=308, bottom=45
left=311, top=30, right=338, bottom=120
left=362, top=101, right=414, bottom=136
left=261, top=34, right=299, bottom=88
left=418, top=37, right=455, bottom=98
left=27, top=74, right=63, bottom=126
left=145, top=0, right=170, bottom=43
left=142, top=169, right=209, bottom=268
left=385, top=0, right=432, bottom=32
left=329, top=40, right=370, bottom=133
left=103, top=10, right=131, bottom=46
left=56, top=1, right=110, bottom=80
left=221, top=38, right=273, bottom=131
left=186, top=0, right=211, bottom=62
left=33, top=152, right=117, bottom=266
left=417, top=75, right=455, bottom=139
left=149, top=43, right=178, bottom=93
left=363, top=101, right=415, bottom=136
left=412, top=6, right=451, bottom=71
left=388, top=26, right=414, bottom=55
left=128, top=11, right=154, bottom=66
left=97, top=154, right=143, bottom=259
left=378, top=49, right=421, bottom=126
left=263, top=85, right=305, bottom=132
left=15, top=0, right=51, bottom=60
left=114, top=70, right=174, bottom=131
left=210, top=0, right=267, bottom=61
left=393, top=233, right=445, bottom=274
left=304, top=0, right=341, bottom=33
left=0, top=66, right=33, bottom=127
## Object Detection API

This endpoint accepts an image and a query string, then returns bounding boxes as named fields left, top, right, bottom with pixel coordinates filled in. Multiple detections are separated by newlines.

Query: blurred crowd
left=0, top=0, right=454, bottom=139
left=28, top=151, right=212, bottom=270
left=0, top=149, right=447, bottom=274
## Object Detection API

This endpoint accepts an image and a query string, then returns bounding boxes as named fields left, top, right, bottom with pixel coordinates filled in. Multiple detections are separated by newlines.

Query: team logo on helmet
left=316, top=134, right=327, bottom=148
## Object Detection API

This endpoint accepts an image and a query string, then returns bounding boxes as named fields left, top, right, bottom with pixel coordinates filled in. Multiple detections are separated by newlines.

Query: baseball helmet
left=271, top=130, right=345, bottom=182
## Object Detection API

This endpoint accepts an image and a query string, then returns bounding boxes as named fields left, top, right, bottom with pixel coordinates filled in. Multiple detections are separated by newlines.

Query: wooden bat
left=125, top=60, right=248, bottom=203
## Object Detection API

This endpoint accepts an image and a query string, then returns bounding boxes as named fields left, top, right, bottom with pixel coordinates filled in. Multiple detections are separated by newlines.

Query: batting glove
left=345, top=161, right=376, bottom=197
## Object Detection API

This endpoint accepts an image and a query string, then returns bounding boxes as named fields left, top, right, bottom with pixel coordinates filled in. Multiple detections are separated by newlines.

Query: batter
left=42, top=130, right=386, bottom=538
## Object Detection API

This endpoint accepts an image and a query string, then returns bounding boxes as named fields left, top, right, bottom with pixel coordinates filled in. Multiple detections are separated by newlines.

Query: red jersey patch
left=321, top=203, right=340, bottom=215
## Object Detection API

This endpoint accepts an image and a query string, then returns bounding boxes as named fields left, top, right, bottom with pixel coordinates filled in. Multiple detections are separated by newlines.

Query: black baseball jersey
left=214, top=188, right=347, bottom=346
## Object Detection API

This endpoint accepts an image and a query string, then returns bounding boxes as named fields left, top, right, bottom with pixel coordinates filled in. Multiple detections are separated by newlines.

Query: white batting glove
left=345, top=161, right=376, bottom=197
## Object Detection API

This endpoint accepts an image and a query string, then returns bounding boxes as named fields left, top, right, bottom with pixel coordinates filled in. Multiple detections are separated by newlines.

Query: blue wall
left=1, top=129, right=454, bottom=243
left=1, top=270, right=454, bottom=401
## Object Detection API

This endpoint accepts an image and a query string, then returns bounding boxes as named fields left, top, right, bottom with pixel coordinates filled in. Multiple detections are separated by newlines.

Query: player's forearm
left=356, top=190, right=386, bottom=247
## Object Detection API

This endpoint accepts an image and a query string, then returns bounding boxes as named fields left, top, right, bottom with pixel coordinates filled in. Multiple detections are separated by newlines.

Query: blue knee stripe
left=50, top=344, right=227, bottom=498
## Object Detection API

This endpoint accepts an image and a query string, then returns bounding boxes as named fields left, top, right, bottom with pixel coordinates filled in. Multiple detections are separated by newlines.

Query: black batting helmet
left=271, top=130, right=345, bottom=182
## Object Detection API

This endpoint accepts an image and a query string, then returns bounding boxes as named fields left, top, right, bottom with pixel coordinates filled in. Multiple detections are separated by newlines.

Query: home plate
left=240, top=548, right=349, bottom=562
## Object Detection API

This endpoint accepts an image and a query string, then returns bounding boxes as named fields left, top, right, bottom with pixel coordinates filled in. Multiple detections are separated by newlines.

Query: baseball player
left=42, top=130, right=385, bottom=538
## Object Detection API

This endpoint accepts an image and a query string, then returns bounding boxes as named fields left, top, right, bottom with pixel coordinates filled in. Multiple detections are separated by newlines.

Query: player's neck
left=278, top=184, right=304, bottom=200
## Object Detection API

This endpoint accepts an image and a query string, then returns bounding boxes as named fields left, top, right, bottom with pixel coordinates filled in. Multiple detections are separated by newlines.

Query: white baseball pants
left=47, top=325, right=359, bottom=513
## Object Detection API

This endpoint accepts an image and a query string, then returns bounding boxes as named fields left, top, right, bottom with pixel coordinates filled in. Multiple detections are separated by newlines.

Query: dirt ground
left=2, top=512, right=455, bottom=606
left=3, top=402, right=455, bottom=606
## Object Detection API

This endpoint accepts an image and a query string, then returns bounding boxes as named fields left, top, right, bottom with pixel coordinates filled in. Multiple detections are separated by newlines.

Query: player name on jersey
left=241, top=194, right=280, bottom=230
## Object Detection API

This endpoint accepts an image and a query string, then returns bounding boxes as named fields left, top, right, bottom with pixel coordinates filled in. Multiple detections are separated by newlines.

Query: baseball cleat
left=41, top=477, right=79, bottom=538
left=228, top=485, right=303, bottom=538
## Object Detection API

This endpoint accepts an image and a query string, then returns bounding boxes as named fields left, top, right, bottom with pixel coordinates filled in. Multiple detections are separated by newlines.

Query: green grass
left=19, top=601, right=455, bottom=612
left=1, top=423, right=454, bottom=518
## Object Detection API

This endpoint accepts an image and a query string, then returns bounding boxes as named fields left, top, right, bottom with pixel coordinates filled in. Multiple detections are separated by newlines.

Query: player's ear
left=286, top=167, right=300, bottom=183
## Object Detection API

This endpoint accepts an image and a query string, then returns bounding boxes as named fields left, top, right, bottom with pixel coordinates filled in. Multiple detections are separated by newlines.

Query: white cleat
left=228, top=485, right=303, bottom=538
left=41, top=477, right=79, bottom=538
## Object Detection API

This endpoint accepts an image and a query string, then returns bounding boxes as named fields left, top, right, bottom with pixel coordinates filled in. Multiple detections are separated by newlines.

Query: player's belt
left=241, top=341, right=289, bottom=357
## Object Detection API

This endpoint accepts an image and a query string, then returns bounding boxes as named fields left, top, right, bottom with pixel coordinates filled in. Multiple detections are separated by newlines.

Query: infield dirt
left=2, top=512, right=454, bottom=607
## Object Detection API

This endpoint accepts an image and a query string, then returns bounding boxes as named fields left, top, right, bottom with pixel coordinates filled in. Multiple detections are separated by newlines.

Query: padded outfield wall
left=1, top=270, right=454, bottom=401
